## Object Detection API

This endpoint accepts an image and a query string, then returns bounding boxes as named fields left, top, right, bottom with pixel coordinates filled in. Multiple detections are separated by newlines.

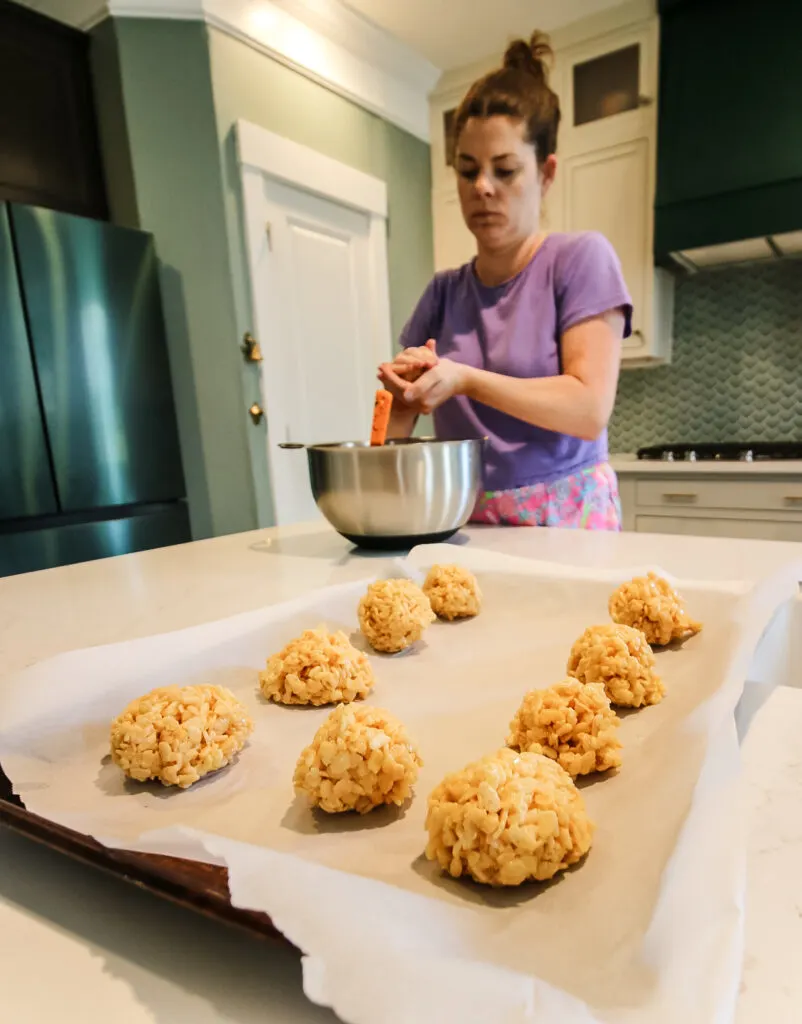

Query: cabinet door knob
left=248, top=403, right=264, bottom=425
left=638, top=94, right=654, bottom=106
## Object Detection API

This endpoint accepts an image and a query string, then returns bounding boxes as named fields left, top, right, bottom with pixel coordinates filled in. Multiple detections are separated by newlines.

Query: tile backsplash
left=609, top=260, right=802, bottom=452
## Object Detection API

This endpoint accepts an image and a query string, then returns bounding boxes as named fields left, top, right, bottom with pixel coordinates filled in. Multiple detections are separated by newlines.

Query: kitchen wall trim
left=237, top=118, right=387, bottom=217
left=55, top=0, right=439, bottom=141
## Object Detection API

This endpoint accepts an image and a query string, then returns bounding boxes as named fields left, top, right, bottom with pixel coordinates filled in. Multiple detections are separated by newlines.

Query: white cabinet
left=617, top=468, right=802, bottom=542
left=428, top=79, right=484, bottom=271
left=559, top=21, right=657, bottom=155
left=634, top=515, right=802, bottom=543
left=428, top=10, right=673, bottom=366
left=558, top=19, right=671, bottom=366
left=563, top=138, right=650, bottom=354
left=561, top=136, right=674, bottom=363
left=429, top=87, right=466, bottom=196
left=432, top=184, right=474, bottom=273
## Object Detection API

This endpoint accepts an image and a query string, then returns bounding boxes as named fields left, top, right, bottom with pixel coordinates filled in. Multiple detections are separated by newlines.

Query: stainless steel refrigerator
left=0, top=202, right=190, bottom=576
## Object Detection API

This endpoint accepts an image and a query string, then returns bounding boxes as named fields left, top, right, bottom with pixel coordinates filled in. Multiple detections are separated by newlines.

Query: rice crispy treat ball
left=568, top=623, right=665, bottom=708
left=259, top=627, right=375, bottom=706
left=294, top=704, right=423, bottom=814
left=110, top=684, right=253, bottom=789
left=422, top=564, right=482, bottom=621
left=507, top=679, right=622, bottom=776
left=425, top=748, right=594, bottom=886
left=358, top=578, right=435, bottom=653
left=609, top=572, right=703, bottom=646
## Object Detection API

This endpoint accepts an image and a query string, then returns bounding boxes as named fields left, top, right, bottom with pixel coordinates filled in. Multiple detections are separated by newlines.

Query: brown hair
left=451, top=31, right=560, bottom=164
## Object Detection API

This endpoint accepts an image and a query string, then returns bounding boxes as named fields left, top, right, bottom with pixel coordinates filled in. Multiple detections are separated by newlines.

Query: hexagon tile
left=609, top=260, right=802, bottom=453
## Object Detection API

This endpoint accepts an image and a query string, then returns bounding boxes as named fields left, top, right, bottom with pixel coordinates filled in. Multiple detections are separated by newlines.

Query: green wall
left=89, top=19, right=433, bottom=533
left=207, top=27, right=434, bottom=510
left=90, top=18, right=258, bottom=539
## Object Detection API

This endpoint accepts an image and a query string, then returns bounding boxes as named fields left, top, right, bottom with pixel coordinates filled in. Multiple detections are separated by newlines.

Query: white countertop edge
left=611, top=454, right=802, bottom=476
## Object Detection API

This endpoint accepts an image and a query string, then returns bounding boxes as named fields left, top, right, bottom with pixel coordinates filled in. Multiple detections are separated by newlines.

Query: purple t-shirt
left=400, top=232, right=632, bottom=491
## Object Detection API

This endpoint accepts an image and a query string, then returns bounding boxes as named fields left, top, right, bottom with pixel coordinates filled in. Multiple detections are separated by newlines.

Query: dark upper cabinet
left=0, top=1, right=108, bottom=220
left=0, top=203, right=59, bottom=520
left=10, top=204, right=186, bottom=512
left=655, top=0, right=802, bottom=254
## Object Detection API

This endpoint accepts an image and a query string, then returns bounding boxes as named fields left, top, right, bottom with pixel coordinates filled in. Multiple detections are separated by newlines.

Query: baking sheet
left=0, top=545, right=797, bottom=1024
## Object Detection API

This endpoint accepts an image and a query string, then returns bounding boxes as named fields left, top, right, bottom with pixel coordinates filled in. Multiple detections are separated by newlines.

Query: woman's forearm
left=386, top=402, right=418, bottom=439
left=463, top=367, right=610, bottom=441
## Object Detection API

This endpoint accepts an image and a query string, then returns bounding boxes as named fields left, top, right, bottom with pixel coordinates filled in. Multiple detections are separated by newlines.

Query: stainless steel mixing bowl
left=281, top=437, right=484, bottom=548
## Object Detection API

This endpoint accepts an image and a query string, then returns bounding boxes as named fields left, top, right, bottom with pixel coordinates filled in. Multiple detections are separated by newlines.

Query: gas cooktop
left=636, top=442, right=802, bottom=462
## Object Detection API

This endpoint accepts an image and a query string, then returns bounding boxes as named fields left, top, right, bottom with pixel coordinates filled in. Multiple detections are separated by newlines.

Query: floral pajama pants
left=471, top=462, right=622, bottom=531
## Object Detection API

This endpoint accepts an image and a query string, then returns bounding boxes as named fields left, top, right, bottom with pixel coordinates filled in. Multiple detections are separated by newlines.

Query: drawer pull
left=784, top=496, right=802, bottom=506
left=661, top=492, right=698, bottom=503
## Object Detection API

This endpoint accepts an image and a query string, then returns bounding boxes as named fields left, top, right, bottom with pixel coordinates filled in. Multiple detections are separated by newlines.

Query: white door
left=239, top=122, right=392, bottom=528
left=562, top=137, right=652, bottom=360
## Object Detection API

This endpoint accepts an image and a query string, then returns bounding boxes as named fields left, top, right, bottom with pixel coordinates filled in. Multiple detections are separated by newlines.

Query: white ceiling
left=341, top=0, right=626, bottom=69
left=14, top=0, right=628, bottom=70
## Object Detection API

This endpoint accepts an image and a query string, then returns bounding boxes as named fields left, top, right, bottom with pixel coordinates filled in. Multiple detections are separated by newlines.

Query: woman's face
left=455, top=115, right=556, bottom=251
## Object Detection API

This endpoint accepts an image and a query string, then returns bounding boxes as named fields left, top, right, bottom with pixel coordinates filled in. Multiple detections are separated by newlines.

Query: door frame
left=237, top=119, right=392, bottom=525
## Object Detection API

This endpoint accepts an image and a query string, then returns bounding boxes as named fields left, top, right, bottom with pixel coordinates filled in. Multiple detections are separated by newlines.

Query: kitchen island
left=1, top=522, right=801, bottom=1023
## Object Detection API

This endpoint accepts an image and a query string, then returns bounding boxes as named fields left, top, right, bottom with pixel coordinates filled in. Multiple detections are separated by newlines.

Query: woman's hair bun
left=452, top=28, right=560, bottom=162
left=503, top=31, right=553, bottom=83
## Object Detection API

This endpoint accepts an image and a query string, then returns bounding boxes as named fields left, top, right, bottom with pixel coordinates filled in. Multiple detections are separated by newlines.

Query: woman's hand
left=380, top=341, right=471, bottom=416
left=398, top=357, right=471, bottom=415
left=378, top=339, right=438, bottom=415
left=379, top=339, right=437, bottom=385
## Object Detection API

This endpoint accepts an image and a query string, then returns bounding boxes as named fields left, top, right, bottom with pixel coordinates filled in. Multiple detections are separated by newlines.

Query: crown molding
left=269, top=0, right=438, bottom=99
left=75, top=0, right=437, bottom=141
left=202, top=0, right=437, bottom=140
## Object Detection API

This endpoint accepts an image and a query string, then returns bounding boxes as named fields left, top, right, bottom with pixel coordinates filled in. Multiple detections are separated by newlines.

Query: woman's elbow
left=563, top=376, right=614, bottom=441
left=574, top=409, right=610, bottom=442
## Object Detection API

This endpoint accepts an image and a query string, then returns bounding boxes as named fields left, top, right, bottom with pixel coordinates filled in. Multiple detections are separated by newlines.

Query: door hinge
left=265, top=221, right=273, bottom=251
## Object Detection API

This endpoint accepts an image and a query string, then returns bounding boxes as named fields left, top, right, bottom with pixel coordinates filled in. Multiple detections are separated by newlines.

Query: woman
left=379, top=32, right=631, bottom=530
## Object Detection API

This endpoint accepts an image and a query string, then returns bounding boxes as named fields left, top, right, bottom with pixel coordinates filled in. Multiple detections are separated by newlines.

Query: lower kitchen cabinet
left=634, top=514, right=802, bottom=543
left=617, top=470, right=802, bottom=542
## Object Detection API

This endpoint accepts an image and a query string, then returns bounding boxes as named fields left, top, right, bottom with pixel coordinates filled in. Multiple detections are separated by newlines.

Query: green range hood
left=655, top=0, right=802, bottom=269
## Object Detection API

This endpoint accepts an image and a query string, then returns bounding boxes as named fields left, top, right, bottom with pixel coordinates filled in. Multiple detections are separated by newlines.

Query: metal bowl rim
left=303, top=436, right=486, bottom=452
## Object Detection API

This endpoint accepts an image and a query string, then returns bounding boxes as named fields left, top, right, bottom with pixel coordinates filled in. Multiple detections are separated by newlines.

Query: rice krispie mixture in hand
left=507, top=679, right=622, bottom=776
left=425, top=748, right=594, bottom=886
left=422, top=564, right=482, bottom=621
left=259, top=627, right=375, bottom=706
left=568, top=623, right=665, bottom=708
left=609, top=572, right=702, bottom=646
left=358, top=578, right=435, bottom=653
left=294, top=704, right=423, bottom=814
left=110, top=684, right=253, bottom=789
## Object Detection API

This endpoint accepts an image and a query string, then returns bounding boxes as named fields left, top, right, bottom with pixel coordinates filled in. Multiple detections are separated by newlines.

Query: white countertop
left=1, top=522, right=802, bottom=1022
left=611, top=453, right=802, bottom=476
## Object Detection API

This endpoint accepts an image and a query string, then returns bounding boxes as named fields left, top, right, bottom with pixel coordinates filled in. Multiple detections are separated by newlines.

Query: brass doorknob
left=241, top=333, right=263, bottom=362
left=248, top=403, right=264, bottom=425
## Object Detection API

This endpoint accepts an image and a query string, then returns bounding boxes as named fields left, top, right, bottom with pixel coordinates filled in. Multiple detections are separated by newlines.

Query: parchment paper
left=0, top=545, right=798, bottom=1024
